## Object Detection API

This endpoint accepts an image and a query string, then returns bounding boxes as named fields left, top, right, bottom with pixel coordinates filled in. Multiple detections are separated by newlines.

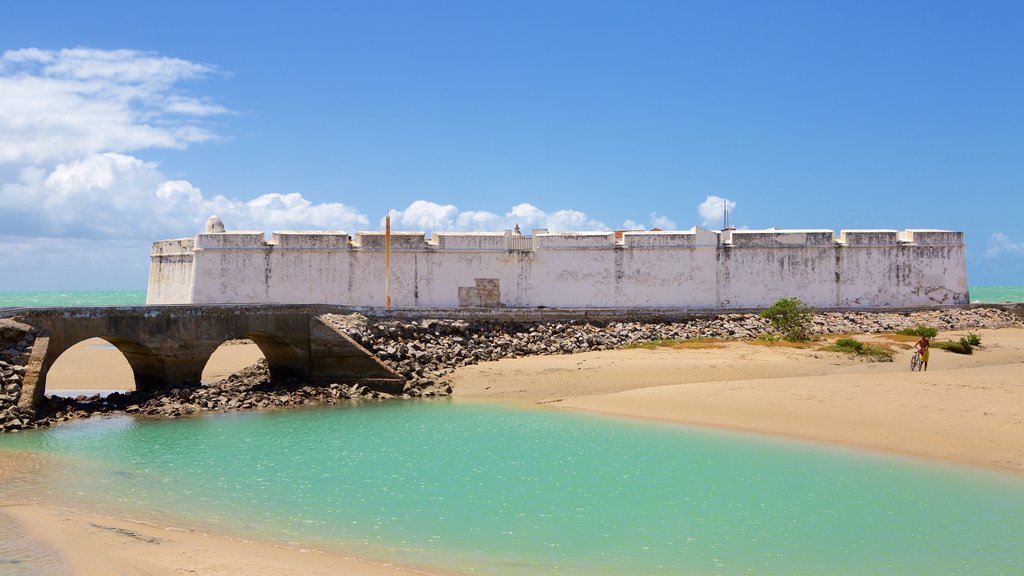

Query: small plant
left=759, top=297, right=814, bottom=342
left=932, top=340, right=973, bottom=355
left=963, top=332, right=982, bottom=346
left=832, top=338, right=865, bottom=352
left=896, top=325, right=938, bottom=338
left=821, top=338, right=894, bottom=362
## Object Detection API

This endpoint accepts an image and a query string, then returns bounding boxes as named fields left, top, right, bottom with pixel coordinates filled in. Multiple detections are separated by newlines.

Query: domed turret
left=204, top=215, right=225, bottom=234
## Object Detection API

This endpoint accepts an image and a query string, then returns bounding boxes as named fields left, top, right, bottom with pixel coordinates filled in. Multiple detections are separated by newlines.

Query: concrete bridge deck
left=6, top=305, right=405, bottom=413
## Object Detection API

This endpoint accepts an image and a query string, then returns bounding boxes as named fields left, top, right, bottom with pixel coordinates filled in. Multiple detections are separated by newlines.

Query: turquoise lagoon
left=2, top=401, right=1023, bottom=575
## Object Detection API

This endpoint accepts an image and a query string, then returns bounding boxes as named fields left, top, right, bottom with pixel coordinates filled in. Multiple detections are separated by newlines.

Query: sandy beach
left=6, top=327, right=1024, bottom=575
left=454, top=328, right=1024, bottom=473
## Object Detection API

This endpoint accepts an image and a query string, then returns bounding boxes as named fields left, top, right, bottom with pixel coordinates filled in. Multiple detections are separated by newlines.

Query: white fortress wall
left=146, top=239, right=195, bottom=304
left=717, top=230, right=838, bottom=308
left=895, top=230, right=969, bottom=306
left=146, top=223, right=969, bottom=308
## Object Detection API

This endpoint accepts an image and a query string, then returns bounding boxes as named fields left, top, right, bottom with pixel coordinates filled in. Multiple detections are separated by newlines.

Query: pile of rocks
left=0, top=319, right=36, bottom=432
left=2, top=306, right=1021, bottom=432
left=32, top=359, right=397, bottom=426
left=811, top=306, right=1021, bottom=335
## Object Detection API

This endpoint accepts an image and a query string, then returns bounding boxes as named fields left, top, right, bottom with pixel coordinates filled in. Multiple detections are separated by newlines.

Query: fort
left=147, top=217, right=970, bottom=309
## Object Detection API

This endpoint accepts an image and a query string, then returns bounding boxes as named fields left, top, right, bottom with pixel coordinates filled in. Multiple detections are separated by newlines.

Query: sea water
left=970, top=286, right=1024, bottom=303
left=1, top=401, right=1022, bottom=576
left=0, top=287, right=1022, bottom=308
left=0, top=290, right=147, bottom=308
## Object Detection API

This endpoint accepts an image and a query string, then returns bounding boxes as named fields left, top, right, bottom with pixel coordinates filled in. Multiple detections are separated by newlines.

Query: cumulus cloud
left=1, top=152, right=369, bottom=240
left=622, top=212, right=677, bottom=231
left=985, top=232, right=1024, bottom=259
left=386, top=201, right=611, bottom=233
left=0, top=47, right=224, bottom=164
left=207, top=192, right=369, bottom=232
left=386, top=200, right=460, bottom=231
left=697, top=195, right=736, bottom=228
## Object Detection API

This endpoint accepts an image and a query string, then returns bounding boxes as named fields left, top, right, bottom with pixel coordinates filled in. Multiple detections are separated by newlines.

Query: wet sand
left=1, top=504, right=437, bottom=576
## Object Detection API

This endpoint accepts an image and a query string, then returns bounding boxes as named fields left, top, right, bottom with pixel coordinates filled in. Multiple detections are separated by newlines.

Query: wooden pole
left=385, top=214, right=392, bottom=307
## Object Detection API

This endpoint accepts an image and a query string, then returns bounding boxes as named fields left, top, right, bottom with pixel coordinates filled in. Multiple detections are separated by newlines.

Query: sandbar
left=453, top=328, right=1024, bottom=473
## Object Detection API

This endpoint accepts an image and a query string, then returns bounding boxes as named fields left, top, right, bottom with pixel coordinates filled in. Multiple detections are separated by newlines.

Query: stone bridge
left=6, top=305, right=404, bottom=412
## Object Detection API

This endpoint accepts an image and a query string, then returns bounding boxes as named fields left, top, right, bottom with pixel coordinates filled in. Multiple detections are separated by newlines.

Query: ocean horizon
left=1, top=286, right=1022, bottom=308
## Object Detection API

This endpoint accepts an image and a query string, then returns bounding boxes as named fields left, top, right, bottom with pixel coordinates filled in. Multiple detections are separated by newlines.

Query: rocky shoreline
left=1, top=307, right=1021, bottom=432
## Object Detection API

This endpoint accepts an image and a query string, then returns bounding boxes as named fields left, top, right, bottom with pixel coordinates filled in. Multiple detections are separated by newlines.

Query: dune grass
left=820, top=337, right=894, bottom=362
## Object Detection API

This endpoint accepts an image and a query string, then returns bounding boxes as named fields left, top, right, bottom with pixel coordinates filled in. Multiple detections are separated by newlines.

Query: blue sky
left=1, top=0, right=1022, bottom=290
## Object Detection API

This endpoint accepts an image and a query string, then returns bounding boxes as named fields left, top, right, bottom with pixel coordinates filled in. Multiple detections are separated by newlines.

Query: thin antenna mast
left=385, top=212, right=392, bottom=307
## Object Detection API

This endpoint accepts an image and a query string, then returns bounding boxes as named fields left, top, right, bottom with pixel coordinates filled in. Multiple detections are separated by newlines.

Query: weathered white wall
left=146, top=239, right=195, bottom=305
left=146, top=226, right=969, bottom=309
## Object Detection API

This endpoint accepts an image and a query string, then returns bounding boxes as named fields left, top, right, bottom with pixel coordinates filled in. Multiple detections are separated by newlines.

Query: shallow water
left=0, top=290, right=146, bottom=308
left=0, top=513, right=67, bottom=576
left=1, top=401, right=1022, bottom=575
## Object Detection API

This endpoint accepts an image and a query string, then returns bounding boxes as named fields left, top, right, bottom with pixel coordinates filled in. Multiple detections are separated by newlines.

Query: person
left=915, top=335, right=930, bottom=371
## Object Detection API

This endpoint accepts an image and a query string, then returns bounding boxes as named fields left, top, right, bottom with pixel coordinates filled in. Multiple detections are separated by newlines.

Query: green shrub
left=896, top=325, right=939, bottom=338
left=932, top=340, right=973, bottom=355
left=963, top=332, right=982, bottom=346
left=760, top=297, right=814, bottom=342
left=833, top=338, right=864, bottom=352
left=822, top=338, right=893, bottom=362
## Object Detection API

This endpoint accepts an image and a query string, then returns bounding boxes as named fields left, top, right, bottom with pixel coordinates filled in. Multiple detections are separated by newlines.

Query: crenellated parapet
left=147, top=218, right=969, bottom=309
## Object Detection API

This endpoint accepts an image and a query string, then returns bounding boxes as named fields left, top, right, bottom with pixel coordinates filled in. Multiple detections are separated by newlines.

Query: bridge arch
left=40, top=334, right=168, bottom=396
left=198, top=331, right=307, bottom=384
left=45, top=337, right=135, bottom=395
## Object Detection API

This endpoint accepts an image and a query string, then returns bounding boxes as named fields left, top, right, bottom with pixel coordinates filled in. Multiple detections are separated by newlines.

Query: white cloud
left=650, top=213, right=676, bottom=230
left=622, top=212, right=676, bottom=231
left=985, top=232, right=1024, bottom=259
left=387, top=200, right=460, bottom=231
left=0, top=47, right=223, bottom=164
left=1, top=152, right=369, bottom=240
left=210, top=192, right=369, bottom=232
left=386, top=201, right=610, bottom=233
left=697, top=195, right=736, bottom=228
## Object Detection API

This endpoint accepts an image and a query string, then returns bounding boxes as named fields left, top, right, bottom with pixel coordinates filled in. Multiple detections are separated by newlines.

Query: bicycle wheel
left=910, top=352, right=920, bottom=371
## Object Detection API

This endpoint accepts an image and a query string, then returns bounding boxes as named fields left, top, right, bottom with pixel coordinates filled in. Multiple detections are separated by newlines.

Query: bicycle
left=910, top=350, right=922, bottom=371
